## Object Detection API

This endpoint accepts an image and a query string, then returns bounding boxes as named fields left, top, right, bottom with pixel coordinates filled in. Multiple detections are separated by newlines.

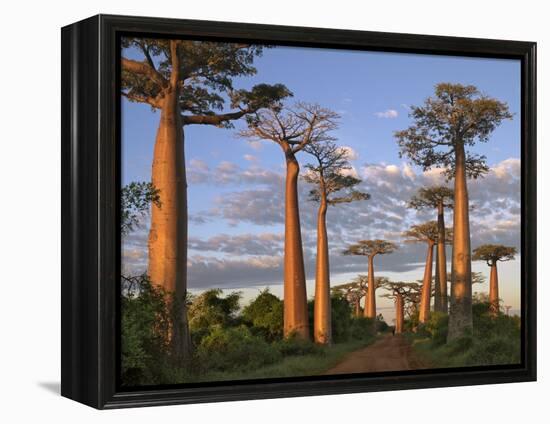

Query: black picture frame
left=61, top=14, right=537, bottom=409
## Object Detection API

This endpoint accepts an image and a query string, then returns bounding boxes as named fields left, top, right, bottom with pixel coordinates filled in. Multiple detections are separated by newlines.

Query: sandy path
left=324, top=334, right=428, bottom=375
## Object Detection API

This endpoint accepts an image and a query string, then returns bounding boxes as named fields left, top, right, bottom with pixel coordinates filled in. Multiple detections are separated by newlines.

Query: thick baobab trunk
left=448, top=143, right=473, bottom=340
left=365, top=255, right=376, bottom=318
left=435, top=202, right=448, bottom=313
left=313, top=177, right=331, bottom=344
left=148, top=88, right=192, bottom=359
left=419, top=242, right=434, bottom=324
left=395, top=292, right=404, bottom=334
left=489, top=262, right=499, bottom=317
left=283, top=152, right=309, bottom=340
left=148, top=40, right=192, bottom=360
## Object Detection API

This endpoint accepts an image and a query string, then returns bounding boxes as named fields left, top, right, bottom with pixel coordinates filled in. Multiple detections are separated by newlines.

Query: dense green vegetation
left=409, top=294, right=521, bottom=368
left=121, top=276, right=381, bottom=386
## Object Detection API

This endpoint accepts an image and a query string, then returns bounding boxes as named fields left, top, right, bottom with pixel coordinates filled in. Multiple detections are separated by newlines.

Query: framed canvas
left=61, top=14, right=537, bottom=409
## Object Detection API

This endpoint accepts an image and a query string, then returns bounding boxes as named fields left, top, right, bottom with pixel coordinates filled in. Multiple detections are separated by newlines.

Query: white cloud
left=375, top=109, right=399, bottom=119
left=122, top=158, right=521, bottom=289
left=243, top=154, right=257, bottom=162
left=338, top=145, right=359, bottom=161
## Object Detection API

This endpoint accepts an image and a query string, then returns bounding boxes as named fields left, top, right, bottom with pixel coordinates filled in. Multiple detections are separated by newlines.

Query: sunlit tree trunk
left=147, top=42, right=192, bottom=359
left=435, top=201, right=448, bottom=313
left=365, top=255, right=376, bottom=318
left=395, top=292, right=404, bottom=334
left=448, top=143, right=473, bottom=340
left=283, top=150, right=309, bottom=340
left=419, top=242, right=434, bottom=324
left=313, top=175, right=331, bottom=344
left=489, top=261, right=499, bottom=317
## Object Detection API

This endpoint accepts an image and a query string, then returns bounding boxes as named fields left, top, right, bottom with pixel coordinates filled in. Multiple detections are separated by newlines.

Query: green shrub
left=375, top=314, right=389, bottom=333
left=425, top=312, right=449, bottom=346
left=197, top=325, right=280, bottom=372
left=417, top=302, right=521, bottom=367
left=120, top=274, right=172, bottom=386
left=188, top=289, right=242, bottom=345
left=241, top=289, right=283, bottom=342
left=331, top=294, right=353, bottom=342
left=350, top=317, right=376, bottom=340
left=275, top=334, right=324, bottom=357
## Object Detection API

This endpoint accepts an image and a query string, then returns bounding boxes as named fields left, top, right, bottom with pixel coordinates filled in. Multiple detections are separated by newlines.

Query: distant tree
left=303, top=140, right=370, bottom=344
left=240, top=103, right=339, bottom=340
left=331, top=278, right=367, bottom=317
left=241, top=289, right=284, bottom=341
left=408, top=186, right=454, bottom=313
left=396, top=83, right=512, bottom=340
left=403, top=222, right=452, bottom=324
left=187, top=289, right=242, bottom=338
left=343, top=240, right=397, bottom=318
left=381, top=281, right=419, bottom=334
left=122, top=38, right=291, bottom=359
left=121, top=182, right=161, bottom=235
left=472, top=244, right=517, bottom=316
left=402, top=283, right=423, bottom=322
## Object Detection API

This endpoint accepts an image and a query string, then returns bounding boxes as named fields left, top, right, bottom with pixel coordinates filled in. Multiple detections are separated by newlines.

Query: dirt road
left=325, top=334, right=428, bottom=375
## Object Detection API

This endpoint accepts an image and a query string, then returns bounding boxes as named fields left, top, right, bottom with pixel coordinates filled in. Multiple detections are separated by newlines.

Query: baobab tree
left=343, top=240, right=397, bottom=318
left=332, top=277, right=368, bottom=317
left=472, top=244, right=517, bottom=316
left=240, top=103, right=339, bottom=340
left=303, top=140, right=370, bottom=344
left=121, top=38, right=291, bottom=358
left=381, top=281, right=418, bottom=334
left=409, top=186, right=453, bottom=313
left=402, top=283, right=423, bottom=322
left=402, top=222, right=439, bottom=324
left=396, top=83, right=512, bottom=340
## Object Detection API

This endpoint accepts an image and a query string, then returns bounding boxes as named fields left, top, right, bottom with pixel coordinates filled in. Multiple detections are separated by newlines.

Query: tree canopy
left=395, top=83, right=512, bottom=179
left=402, top=221, right=453, bottom=245
left=240, top=102, right=339, bottom=153
left=472, top=244, right=517, bottom=266
left=343, top=239, right=398, bottom=257
left=121, top=38, right=292, bottom=126
left=408, top=185, right=454, bottom=210
left=303, top=140, right=370, bottom=205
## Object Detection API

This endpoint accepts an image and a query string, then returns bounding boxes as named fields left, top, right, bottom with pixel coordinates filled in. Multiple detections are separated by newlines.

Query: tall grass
left=411, top=302, right=521, bottom=368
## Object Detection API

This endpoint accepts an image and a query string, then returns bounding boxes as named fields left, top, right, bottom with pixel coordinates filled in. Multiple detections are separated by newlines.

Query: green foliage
left=303, top=139, right=370, bottom=205
left=402, top=221, right=440, bottom=244
left=188, top=289, right=242, bottom=345
left=413, top=298, right=520, bottom=367
left=197, top=325, right=281, bottom=372
left=375, top=314, right=390, bottom=333
left=408, top=185, right=454, bottom=209
left=350, top=317, right=376, bottom=340
left=343, top=239, right=398, bottom=257
left=276, top=335, right=324, bottom=357
left=121, top=39, right=292, bottom=126
left=425, top=311, right=449, bottom=346
left=330, top=294, right=354, bottom=342
left=121, top=182, right=160, bottom=235
left=120, top=274, right=171, bottom=386
left=472, top=244, right=517, bottom=265
left=241, top=289, right=284, bottom=341
left=396, top=82, right=512, bottom=180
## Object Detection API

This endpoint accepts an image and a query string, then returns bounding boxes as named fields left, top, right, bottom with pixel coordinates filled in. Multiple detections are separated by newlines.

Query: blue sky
left=122, top=44, right=521, bottom=321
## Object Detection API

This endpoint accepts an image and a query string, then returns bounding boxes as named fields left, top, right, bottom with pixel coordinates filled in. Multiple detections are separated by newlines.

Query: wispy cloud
left=375, top=109, right=399, bottom=119
left=123, top=158, right=521, bottom=290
